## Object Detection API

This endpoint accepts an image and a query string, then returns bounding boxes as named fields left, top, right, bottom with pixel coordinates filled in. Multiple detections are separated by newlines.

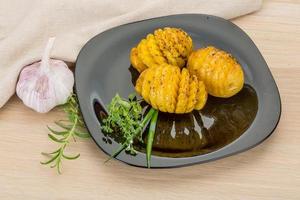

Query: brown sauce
left=147, top=84, right=258, bottom=157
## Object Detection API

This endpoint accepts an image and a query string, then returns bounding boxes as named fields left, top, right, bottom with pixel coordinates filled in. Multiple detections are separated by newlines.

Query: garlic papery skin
left=16, top=37, right=74, bottom=113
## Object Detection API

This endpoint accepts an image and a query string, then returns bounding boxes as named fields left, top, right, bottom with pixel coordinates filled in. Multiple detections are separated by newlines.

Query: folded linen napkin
left=0, top=0, right=262, bottom=109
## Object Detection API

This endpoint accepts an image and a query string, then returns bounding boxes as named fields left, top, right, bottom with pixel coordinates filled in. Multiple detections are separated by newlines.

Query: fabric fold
left=0, top=0, right=262, bottom=108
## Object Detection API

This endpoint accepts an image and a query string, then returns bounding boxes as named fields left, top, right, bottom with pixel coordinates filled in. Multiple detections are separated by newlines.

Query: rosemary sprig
left=41, top=94, right=90, bottom=174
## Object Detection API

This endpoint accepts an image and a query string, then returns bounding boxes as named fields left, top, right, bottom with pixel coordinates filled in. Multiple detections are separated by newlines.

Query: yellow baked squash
left=187, top=46, right=244, bottom=98
left=135, top=64, right=207, bottom=113
left=130, top=27, right=193, bottom=72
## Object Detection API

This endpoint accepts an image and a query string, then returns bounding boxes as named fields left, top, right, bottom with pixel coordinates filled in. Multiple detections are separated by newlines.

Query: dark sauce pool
left=95, top=66, right=258, bottom=158
left=145, top=85, right=258, bottom=157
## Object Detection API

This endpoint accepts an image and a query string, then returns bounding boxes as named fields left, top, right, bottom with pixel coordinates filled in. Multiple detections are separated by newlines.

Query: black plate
left=75, top=14, right=281, bottom=168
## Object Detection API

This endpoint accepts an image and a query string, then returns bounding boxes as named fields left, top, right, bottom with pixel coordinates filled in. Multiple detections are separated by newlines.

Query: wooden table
left=1, top=0, right=299, bottom=199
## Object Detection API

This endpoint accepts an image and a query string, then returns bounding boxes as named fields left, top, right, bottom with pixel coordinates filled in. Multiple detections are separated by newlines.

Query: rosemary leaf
left=47, top=126, right=68, bottom=135
left=40, top=153, right=60, bottom=165
left=47, top=134, right=65, bottom=143
left=62, top=153, right=81, bottom=160
left=74, top=131, right=91, bottom=138
left=54, top=121, right=72, bottom=130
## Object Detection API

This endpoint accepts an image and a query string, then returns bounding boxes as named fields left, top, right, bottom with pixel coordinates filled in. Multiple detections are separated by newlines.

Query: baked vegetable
left=130, top=27, right=193, bottom=72
left=135, top=64, right=207, bottom=113
left=187, top=46, right=244, bottom=98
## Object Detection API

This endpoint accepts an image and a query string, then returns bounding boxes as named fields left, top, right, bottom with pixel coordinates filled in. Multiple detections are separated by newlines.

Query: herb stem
left=66, top=116, right=78, bottom=141
left=141, top=108, right=156, bottom=127
left=146, top=109, right=159, bottom=168
left=104, top=143, right=127, bottom=163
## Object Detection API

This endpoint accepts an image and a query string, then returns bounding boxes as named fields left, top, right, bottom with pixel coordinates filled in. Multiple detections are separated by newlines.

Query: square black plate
left=75, top=14, right=281, bottom=168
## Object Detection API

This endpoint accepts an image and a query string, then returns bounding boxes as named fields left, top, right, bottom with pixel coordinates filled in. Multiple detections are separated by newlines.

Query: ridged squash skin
left=135, top=64, right=207, bottom=113
left=187, top=46, right=244, bottom=98
left=130, top=47, right=147, bottom=73
left=130, top=27, right=193, bottom=72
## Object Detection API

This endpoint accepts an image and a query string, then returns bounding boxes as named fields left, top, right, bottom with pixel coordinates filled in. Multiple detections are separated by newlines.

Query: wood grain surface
left=0, top=0, right=299, bottom=199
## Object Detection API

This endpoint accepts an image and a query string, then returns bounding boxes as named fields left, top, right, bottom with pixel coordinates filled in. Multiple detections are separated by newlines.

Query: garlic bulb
left=16, top=37, right=74, bottom=113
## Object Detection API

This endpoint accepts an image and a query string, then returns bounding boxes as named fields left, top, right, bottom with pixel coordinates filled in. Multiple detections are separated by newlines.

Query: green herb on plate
left=41, top=94, right=90, bottom=174
left=102, top=93, right=158, bottom=166
left=146, top=110, right=158, bottom=168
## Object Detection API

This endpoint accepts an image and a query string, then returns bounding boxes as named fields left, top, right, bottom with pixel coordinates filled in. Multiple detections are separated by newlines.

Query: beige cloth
left=0, top=0, right=262, bottom=109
